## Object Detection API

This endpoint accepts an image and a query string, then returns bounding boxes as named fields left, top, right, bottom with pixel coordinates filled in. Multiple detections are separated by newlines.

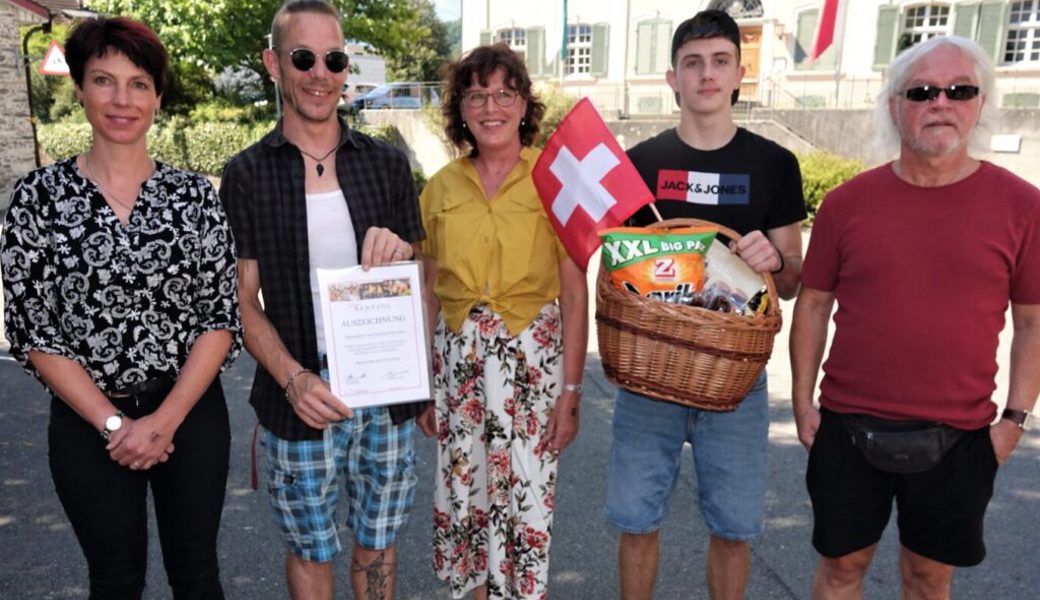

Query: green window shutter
left=635, top=22, right=653, bottom=75
left=795, top=9, right=818, bottom=70
left=953, top=3, right=979, bottom=38
left=527, top=27, right=545, bottom=76
left=591, top=23, right=609, bottom=77
left=873, top=5, right=900, bottom=69
left=815, top=29, right=837, bottom=70
left=480, top=30, right=491, bottom=46
left=977, top=0, right=1009, bottom=63
left=653, top=20, right=673, bottom=73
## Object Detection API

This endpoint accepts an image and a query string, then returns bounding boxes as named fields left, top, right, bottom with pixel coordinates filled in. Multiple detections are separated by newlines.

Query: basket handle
left=643, top=218, right=780, bottom=307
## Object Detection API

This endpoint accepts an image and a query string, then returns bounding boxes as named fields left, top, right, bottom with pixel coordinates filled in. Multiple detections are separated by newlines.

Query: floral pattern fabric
left=433, top=304, right=563, bottom=600
left=1, top=158, right=241, bottom=391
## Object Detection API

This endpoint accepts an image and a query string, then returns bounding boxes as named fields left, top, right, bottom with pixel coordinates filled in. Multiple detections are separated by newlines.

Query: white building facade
left=460, top=0, right=1040, bottom=115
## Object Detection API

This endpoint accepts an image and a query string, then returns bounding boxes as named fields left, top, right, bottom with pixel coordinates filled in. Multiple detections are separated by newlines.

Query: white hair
left=870, top=35, right=998, bottom=162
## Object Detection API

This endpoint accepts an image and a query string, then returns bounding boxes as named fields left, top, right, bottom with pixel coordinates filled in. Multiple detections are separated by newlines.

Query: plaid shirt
left=220, top=119, right=426, bottom=441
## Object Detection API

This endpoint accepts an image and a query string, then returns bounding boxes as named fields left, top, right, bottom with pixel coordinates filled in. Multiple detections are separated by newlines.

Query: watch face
left=105, top=414, right=123, bottom=432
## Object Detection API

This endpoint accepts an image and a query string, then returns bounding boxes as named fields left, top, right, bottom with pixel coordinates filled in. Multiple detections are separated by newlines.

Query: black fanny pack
left=839, top=412, right=966, bottom=474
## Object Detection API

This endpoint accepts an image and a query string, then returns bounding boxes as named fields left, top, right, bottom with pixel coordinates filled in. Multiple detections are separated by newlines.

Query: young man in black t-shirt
left=604, top=9, right=807, bottom=600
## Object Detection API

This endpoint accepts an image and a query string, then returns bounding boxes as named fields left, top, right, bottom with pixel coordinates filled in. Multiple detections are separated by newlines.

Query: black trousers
left=48, top=379, right=230, bottom=600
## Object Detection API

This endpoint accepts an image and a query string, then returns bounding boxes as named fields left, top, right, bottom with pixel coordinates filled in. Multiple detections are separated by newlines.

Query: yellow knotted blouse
left=420, top=146, right=566, bottom=335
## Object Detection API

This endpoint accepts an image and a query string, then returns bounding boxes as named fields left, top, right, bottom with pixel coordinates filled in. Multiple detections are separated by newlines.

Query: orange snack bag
left=598, top=226, right=718, bottom=303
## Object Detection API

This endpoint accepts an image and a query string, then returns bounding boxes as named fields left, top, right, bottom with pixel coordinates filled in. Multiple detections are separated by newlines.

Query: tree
left=385, top=0, right=454, bottom=81
left=86, top=0, right=278, bottom=85
left=86, top=0, right=455, bottom=98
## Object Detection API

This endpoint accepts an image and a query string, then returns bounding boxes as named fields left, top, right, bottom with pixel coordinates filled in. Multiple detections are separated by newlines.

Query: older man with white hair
left=790, top=35, right=1040, bottom=600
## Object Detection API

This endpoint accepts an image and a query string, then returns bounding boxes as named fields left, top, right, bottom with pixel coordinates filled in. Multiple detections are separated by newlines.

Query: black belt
left=106, top=376, right=173, bottom=398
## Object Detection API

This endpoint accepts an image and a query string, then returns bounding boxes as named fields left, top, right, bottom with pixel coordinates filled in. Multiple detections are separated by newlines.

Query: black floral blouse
left=1, top=158, right=241, bottom=393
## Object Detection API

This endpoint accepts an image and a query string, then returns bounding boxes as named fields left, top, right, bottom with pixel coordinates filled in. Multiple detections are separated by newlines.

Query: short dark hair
left=271, top=0, right=342, bottom=50
left=671, top=9, right=742, bottom=66
left=441, top=43, right=545, bottom=156
left=671, top=9, right=742, bottom=106
left=66, top=16, right=169, bottom=97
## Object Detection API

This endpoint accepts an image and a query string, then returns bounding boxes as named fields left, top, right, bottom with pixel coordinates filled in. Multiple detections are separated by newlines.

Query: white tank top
left=306, top=189, right=357, bottom=354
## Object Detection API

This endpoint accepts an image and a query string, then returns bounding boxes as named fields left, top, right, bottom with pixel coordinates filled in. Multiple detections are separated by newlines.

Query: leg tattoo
left=352, top=551, right=395, bottom=600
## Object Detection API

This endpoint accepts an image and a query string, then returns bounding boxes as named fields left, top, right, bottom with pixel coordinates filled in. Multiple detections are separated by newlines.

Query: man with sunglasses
left=791, top=35, right=1040, bottom=598
left=607, top=10, right=807, bottom=600
left=219, top=1, right=429, bottom=599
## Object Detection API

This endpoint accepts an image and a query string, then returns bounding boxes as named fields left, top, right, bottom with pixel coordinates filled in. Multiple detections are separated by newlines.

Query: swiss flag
left=532, top=98, right=655, bottom=271
left=809, top=0, right=840, bottom=63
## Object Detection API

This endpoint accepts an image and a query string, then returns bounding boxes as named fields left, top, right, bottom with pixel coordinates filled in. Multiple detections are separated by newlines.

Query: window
left=1005, top=1, right=1040, bottom=63
left=795, top=9, right=837, bottom=70
left=635, top=19, right=672, bottom=75
left=567, top=24, right=593, bottom=75
left=902, top=4, right=950, bottom=46
left=707, top=0, right=763, bottom=19
left=498, top=28, right=527, bottom=58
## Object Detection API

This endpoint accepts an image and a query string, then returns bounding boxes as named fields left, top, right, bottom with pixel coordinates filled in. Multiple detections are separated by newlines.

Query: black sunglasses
left=285, top=48, right=350, bottom=73
left=904, top=84, right=980, bottom=102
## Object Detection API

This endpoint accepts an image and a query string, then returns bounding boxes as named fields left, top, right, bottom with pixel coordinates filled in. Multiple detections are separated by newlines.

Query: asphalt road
left=1, top=340, right=1038, bottom=599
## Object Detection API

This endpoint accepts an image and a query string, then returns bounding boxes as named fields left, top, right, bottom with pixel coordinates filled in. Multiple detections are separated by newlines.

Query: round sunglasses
left=284, top=48, right=350, bottom=73
left=903, top=84, right=980, bottom=102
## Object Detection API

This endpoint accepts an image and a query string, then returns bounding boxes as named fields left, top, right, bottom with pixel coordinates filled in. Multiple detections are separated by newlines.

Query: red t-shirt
left=802, top=162, right=1040, bottom=428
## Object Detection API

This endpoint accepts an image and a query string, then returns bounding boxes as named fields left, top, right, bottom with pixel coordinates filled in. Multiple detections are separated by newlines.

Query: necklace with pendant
left=83, top=153, right=148, bottom=213
left=299, top=145, right=338, bottom=177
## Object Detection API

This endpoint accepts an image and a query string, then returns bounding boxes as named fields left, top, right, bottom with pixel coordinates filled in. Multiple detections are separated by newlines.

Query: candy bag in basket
left=599, top=226, right=769, bottom=317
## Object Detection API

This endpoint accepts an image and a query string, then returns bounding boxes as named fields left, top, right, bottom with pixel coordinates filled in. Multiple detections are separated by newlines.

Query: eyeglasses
left=284, top=48, right=350, bottom=73
left=903, top=84, right=980, bottom=102
left=462, top=88, right=519, bottom=109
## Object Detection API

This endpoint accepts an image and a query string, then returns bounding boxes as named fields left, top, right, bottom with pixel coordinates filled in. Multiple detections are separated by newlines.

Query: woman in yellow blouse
left=417, top=43, right=588, bottom=600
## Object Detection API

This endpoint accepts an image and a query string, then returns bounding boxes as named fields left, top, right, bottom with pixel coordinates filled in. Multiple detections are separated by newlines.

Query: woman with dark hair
left=417, top=43, right=588, bottom=599
left=1, top=16, right=240, bottom=599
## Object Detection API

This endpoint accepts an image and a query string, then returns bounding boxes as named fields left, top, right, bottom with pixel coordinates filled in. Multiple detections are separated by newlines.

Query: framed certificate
left=316, top=262, right=432, bottom=408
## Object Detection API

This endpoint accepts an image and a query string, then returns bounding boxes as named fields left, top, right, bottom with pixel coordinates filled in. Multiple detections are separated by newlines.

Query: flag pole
left=650, top=203, right=664, bottom=222
left=560, top=0, right=568, bottom=86
left=833, top=0, right=847, bottom=107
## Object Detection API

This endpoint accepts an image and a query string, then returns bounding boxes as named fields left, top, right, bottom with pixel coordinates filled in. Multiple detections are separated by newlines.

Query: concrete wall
left=0, top=5, right=38, bottom=211
left=363, top=103, right=1040, bottom=189
left=359, top=110, right=456, bottom=177
left=365, top=110, right=835, bottom=181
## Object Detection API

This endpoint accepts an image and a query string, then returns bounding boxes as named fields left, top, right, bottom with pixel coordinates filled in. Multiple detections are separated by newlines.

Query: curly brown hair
left=441, top=43, right=546, bottom=156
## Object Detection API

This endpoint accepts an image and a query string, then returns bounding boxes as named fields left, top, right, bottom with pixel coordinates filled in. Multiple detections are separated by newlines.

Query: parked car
left=349, top=82, right=439, bottom=112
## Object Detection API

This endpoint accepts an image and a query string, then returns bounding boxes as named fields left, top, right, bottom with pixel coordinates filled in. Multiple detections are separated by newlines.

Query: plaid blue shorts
left=262, top=406, right=417, bottom=561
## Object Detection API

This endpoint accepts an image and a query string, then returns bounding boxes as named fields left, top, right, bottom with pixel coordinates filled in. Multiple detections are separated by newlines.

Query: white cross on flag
left=532, top=98, right=655, bottom=270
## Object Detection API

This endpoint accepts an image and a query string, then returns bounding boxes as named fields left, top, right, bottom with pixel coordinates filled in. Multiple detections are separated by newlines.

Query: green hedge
left=37, top=119, right=273, bottom=175
left=797, top=151, right=865, bottom=224
left=38, top=119, right=399, bottom=177
left=39, top=119, right=863, bottom=224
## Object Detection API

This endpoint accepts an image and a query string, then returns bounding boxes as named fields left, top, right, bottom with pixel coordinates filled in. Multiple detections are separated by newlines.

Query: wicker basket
left=595, top=218, right=782, bottom=411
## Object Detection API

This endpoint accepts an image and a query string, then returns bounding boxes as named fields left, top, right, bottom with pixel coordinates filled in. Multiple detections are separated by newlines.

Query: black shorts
left=806, top=408, right=999, bottom=567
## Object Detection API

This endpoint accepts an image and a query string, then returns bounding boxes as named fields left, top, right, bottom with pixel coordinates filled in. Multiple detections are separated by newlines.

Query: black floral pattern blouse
left=1, top=158, right=241, bottom=392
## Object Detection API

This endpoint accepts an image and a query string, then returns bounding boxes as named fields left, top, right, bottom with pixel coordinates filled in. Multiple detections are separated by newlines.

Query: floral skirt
left=432, top=303, right=563, bottom=599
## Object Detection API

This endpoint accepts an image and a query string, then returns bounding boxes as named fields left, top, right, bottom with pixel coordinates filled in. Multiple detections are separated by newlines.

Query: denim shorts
left=262, top=406, right=417, bottom=562
left=605, top=373, right=769, bottom=541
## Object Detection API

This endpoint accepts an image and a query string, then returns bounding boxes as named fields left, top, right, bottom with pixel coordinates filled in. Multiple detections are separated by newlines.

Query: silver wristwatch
left=101, top=411, right=125, bottom=440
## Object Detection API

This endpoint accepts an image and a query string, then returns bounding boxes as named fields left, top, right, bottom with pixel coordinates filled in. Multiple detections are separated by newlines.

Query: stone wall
left=765, top=108, right=1040, bottom=188
left=0, top=5, right=38, bottom=212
